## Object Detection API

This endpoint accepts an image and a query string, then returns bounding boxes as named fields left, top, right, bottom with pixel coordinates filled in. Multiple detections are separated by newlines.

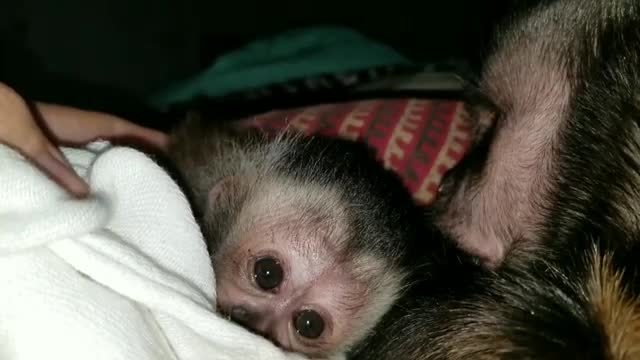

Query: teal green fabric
left=149, top=26, right=413, bottom=111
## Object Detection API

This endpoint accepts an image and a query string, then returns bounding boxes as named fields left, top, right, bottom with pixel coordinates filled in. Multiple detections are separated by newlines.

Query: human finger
left=28, top=142, right=90, bottom=197
left=35, top=103, right=169, bottom=149
left=17, top=135, right=89, bottom=197
left=0, top=83, right=89, bottom=197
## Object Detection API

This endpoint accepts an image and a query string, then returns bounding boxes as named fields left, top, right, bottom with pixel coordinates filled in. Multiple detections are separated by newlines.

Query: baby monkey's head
left=173, top=126, right=423, bottom=358
left=212, top=179, right=406, bottom=357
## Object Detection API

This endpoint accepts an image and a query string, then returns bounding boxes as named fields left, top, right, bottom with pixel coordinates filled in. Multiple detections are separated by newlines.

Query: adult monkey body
left=436, top=0, right=640, bottom=266
left=164, top=119, right=457, bottom=358
left=351, top=0, right=640, bottom=359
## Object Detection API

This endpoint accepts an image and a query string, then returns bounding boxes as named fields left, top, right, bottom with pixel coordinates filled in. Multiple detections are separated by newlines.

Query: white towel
left=0, top=142, right=317, bottom=360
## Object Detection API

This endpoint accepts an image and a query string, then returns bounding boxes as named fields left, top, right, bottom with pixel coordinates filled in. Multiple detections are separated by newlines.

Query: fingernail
left=70, top=179, right=90, bottom=198
left=74, top=189, right=90, bottom=198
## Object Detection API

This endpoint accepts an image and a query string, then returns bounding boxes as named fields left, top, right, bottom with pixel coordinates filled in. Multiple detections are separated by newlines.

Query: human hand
left=0, top=82, right=168, bottom=198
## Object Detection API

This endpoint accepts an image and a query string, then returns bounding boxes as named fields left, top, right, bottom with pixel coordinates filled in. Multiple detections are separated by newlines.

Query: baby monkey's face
left=212, top=199, right=389, bottom=358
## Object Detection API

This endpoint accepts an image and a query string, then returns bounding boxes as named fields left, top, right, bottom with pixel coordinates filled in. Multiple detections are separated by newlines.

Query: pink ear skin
left=208, top=176, right=241, bottom=207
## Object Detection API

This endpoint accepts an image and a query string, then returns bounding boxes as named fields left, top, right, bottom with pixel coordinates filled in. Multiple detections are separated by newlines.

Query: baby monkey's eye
left=253, top=256, right=283, bottom=290
left=294, top=309, right=325, bottom=339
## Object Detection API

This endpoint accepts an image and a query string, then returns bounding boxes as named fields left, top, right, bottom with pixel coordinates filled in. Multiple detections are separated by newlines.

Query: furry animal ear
left=208, top=176, right=242, bottom=208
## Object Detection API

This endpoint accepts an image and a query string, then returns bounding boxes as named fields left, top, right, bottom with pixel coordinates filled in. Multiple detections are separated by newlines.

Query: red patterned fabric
left=239, top=99, right=472, bottom=205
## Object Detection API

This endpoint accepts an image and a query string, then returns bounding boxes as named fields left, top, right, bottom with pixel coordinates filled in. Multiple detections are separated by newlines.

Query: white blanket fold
left=0, top=142, right=308, bottom=360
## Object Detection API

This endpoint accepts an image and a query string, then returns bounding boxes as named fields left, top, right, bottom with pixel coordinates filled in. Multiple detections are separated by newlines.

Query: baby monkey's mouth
left=217, top=304, right=288, bottom=350
left=217, top=304, right=260, bottom=334
left=216, top=304, right=238, bottom=325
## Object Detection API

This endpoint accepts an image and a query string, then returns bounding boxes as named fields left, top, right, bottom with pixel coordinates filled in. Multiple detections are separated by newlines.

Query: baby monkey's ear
left=208, top=176, right=243, bottom=209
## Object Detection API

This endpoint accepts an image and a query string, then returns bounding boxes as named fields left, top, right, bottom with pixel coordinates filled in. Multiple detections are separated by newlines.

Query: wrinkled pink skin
left=435, top=43, right=572, bottom=267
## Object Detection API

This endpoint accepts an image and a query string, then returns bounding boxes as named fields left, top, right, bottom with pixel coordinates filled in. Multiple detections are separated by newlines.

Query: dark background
left=0, top=0, right=512, bottom=125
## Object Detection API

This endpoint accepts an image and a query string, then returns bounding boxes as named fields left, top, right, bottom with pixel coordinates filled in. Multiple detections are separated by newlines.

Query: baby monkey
left=166, top=117, right=426, bottom=358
